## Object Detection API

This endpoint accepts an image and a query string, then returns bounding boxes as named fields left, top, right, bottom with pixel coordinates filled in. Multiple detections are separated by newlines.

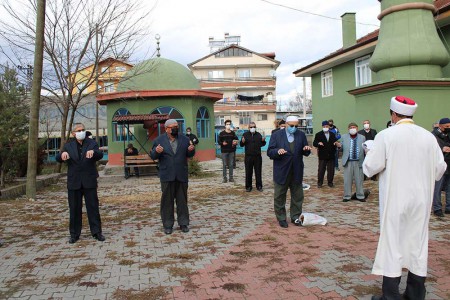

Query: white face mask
left=349, top=128, right=357, bottom=135
left=322, top=127, right=329, bottom=133
left=225, top=124, right=231, bottom=130
left=363, top=124, right=370, bottom=130
left=249, top=128, right=256, bottom=133
left=75, top=131, right=86, bottom=140
left=186, top=131, right=191, bottom=135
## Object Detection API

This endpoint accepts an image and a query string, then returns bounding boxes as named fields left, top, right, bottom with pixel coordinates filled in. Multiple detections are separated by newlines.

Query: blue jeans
left=433, top=173, right=450, bottom=213
left=221, top=152, right=235, bottom=179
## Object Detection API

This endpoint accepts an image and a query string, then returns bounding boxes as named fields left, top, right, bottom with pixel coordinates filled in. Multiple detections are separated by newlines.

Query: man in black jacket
left=240, top=122, right=266, bottom=192
left=359, top=120, right=378, bottom=180
left=432, top=117, right=450, bottom=217
left=185, top=127, right=199, bottom=146
left=313, top=120, right=341, bottom=188
left=124, top=143, right=139, bottom=178
left=218, top=120, right=238, bottom=183
left=56, top=123, right=105, bottom=244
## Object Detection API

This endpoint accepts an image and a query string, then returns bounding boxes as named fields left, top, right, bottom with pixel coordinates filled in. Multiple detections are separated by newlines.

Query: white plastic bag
left=300, top=212, right=327, bottom=226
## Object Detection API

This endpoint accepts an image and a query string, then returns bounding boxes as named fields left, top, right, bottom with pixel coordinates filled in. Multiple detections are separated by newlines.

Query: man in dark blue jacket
left=151, top=119, right=196, bottom=234
left=56, top=123, right=104, bottom=244
left=267, top=115, right=311, bottom=228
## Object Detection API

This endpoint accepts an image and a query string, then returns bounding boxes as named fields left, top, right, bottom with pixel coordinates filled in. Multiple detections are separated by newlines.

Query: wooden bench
left=122, top=154, right=158, bottom=178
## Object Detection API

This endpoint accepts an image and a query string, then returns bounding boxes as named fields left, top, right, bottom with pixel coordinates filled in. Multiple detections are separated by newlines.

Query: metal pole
left=302, top=77, right=307, bottom=118
left=95, top=23, right=100, bottom=144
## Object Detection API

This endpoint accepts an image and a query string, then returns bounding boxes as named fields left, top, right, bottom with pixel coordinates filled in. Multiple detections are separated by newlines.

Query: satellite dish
left=269, top=70, right=276, bottom=77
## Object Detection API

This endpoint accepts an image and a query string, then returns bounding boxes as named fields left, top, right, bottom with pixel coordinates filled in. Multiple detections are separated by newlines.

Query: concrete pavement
left=0, top=153, right=449, bottom=299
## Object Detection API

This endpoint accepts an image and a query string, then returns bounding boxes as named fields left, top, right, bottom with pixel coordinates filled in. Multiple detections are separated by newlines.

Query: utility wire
left=260, top=0, right=380, bottom=28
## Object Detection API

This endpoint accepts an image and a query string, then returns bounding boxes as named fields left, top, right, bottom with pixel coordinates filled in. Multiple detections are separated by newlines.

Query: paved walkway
left=0, top=153, right=449, bottom=299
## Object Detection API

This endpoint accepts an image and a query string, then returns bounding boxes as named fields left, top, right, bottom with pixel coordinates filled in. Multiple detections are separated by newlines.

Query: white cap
left=286, top=115, right=299, bottom=122
left=390, top=96, right=417, bottom=116
left=164, top=119, right=178, bottom=127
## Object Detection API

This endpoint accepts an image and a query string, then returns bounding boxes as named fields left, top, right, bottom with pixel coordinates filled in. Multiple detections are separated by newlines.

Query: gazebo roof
left=112, top=113, right=169, bottom=124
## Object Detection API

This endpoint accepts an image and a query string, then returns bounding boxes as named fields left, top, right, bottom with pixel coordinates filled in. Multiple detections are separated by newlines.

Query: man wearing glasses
left=151, top=119, right=195, bottom=235
left=267, top=115, right=311, bottom=228
left=240, top=122, right=266, bottom=192
left=56, top=123, right=105, bottom=244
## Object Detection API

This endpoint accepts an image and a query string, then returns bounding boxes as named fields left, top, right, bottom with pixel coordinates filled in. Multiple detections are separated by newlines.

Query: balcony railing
left=199, top=76, right=276, bottom=83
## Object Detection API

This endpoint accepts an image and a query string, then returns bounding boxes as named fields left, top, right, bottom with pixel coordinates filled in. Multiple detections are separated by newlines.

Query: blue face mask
left=287, top=126, right=297, bottom=134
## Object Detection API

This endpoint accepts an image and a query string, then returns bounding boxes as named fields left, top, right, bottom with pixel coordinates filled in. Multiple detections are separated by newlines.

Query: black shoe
left=246, top=187, right=252, bottom=192
left=328, top=183, right=334, bottom=187
left=317, top=184, right=323, bottom=188
left=229, top=177, right=234, bottom=182
left=278, top=220, right=288, bottom=228
left=434, top=211, right=444, bottom=217
left=257, top=187, right=263, bottom=192
left=69, top=236, right=79, bottom=244
left=445, top=210, right=450, bottom=214
left=93, top=233, right=105, bottom=242
left=180, top=225, right=189, bottom=233
left=164, top=227, right=173, bottom=235
left=342, top=198, right=350, bottom=202
left=291, top=218, right=301, bottom=226
left=358, top=198, right=366, bottom=202
left=371, top=296, right=383, bottom=300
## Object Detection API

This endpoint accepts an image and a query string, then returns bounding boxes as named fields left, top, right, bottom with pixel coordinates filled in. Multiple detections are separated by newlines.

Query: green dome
left=117, top=57, right=200, bottom=91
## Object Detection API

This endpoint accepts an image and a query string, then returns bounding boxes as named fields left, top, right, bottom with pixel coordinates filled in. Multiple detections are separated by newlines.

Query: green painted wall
left=105, top=97, right=215, bottom=155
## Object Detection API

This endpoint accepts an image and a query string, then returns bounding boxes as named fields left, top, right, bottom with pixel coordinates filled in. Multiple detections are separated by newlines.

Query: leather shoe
left=291, top=218, right=301, bottom=226
left=358, top=198, right=366, bottom=202
left=93, top=233, right=105, bottom=241
left=371, top=296, right=383, bottom=300
left=180, top=225, right=189, bottom=233
left=164, top=227, right=173, bottom=235
left=69, top=236, right=79, bottom=244
left=317, top=184, right=323, bottom=188
left=328, top=183, right=334, bottom=187
left=445, top=210, right=450, bottom=214
left=246, top=187, right=252, bottom=192
left=257, top=187, right=263, bottom=192
left=278, top=220, right=288, bottom=228
left=342, top=198, right=350, bottom=202
left=434, top=211, right=444, bottom=217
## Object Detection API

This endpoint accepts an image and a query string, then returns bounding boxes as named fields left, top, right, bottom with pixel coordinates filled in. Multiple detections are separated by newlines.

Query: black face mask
left=170, top=128, right=179, bottom=136
left=444, top=128, right=450, bottom=134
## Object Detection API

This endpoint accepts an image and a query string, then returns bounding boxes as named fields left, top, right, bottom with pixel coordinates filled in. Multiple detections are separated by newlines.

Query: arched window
left=196, top=106, right=210, bottom=138
left=150, top=106, right=185, bottom=137
left=112, top=108, right=133, bottom=142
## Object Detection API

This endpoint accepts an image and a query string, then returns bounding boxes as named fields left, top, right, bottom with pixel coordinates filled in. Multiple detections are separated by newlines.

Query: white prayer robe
left=363, top=119, right=446, bottom=277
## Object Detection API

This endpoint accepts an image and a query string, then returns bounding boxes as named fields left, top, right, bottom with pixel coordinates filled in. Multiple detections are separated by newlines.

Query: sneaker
left=222, top=178, right=227, bottom=183
left=291, top=218, right=301, bottom=226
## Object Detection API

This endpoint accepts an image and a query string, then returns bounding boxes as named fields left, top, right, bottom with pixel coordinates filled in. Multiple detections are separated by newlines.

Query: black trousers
left=381, top=272, right=426, bottom=300
left=244, top=155, right=262, bottom=189
left=160, top=181, right=189, bottom=229
left=125, top=166, right=139, bottom=177
left=67, top=188, right=102, bottom=238
left=317, top=158, right=335, bottom=186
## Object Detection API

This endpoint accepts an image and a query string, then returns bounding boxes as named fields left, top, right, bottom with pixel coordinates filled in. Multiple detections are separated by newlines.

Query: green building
left=294, top=0, right=450, bottom=134
left=97, top=57, right=222, bottom=165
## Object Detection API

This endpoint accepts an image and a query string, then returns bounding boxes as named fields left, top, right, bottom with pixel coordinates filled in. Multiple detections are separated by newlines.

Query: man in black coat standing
left=56, top=123, right=105, bottom=244
left=359, top=120, right=378, bottom=180
left=313, top=120, right=341, bottom=188
left=240, top=122, right=266, bottom=192
left=150, top=119, right=196, bottom=235
left=185, top=127, right=199, bottom=146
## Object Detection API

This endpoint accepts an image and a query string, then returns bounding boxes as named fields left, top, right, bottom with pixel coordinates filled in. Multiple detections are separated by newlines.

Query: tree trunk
left=54, top=105, right=70, bottom=173
left=25, top=0, right=46, bottom=200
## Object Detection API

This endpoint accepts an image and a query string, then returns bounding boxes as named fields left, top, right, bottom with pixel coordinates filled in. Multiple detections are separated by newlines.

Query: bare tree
left=0, top=0, right=153, bottom=172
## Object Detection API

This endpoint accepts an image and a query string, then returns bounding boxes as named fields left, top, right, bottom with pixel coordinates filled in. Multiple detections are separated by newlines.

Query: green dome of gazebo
left=117, top=57, right=200, bottom=91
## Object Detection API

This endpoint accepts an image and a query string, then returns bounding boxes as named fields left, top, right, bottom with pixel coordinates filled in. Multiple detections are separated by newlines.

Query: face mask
left=170, top=128, right=178, bottom=136
left=444, top=128, right=450, bottom=134
left=322, top=127, right=329, bottom=133
left=186, top=131, right=191, bottom=135
left=249, top=128, right=256, bottom=133
left=287, top=126, right=297, bottom=134
left=75, top=131, right=86, bottom=140
left=363, top=124, right=370, bottom=130
left=349, top=128, right=357, bottom=135
left=225, top=124, right=231, bottom=130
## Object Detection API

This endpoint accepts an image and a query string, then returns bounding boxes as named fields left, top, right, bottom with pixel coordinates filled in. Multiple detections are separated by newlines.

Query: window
left=104, top=81, right=114, bottom=92
left=215, top=116, right=225, bottom=125
left=196, top=107, right=210, bottom=138
left=112, top=108, right=133, bottom=142
left=115, top=66, right=127, bottom=72
left=238, top=69, right=251, bottom=78
left=77, top=82, right=86, bottom=94
left=257, top=114, right=267, bottom=121
left=150, top=106, right=185, bottom=136
left=321, top=69, right=333, bottom=97
left=208, top=70, right=224, bottom=79
left=355, top=56, right=372, bottom=87
left=101, top=66, right=109, bottom=73
left=215, top=47, right=252, bottom=58
left=239, top=111, right=252, bottom=125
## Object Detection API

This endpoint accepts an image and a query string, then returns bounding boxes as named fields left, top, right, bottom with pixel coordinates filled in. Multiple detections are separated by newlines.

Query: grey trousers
left=273, top=170, right=304, bottom=221
left=221, top=152, right=235, bottom=179
left=343, top=160, right=364, bottom=200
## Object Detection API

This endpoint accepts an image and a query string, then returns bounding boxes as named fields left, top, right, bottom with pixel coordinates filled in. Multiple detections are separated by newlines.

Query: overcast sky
left=141, top=0, right=381, bottom=101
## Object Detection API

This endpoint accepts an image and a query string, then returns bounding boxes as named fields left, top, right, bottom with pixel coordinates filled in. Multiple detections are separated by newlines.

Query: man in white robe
left=363, top=96, right=446, bottom=300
